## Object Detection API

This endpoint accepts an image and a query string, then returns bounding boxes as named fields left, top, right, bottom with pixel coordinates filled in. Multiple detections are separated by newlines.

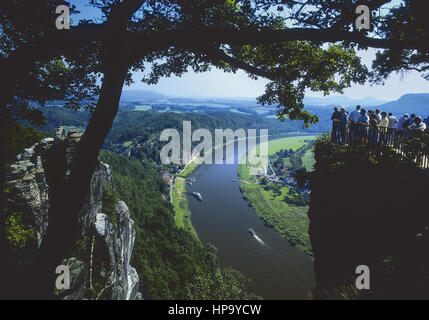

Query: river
left=187, top=134, right=316, bottom=300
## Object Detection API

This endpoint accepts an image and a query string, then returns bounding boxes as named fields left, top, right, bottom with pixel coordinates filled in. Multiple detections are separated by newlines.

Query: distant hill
left=120, top=89, right=429, bottom=118
left=380, top=93, right=429, bottom=117
left=121, top=89, right=168, bottom=101
left=303, top=96, right=388, bottom=107
left=122, top=89, right=390, bottom=109
left=120, top=89, right=258, bottom=108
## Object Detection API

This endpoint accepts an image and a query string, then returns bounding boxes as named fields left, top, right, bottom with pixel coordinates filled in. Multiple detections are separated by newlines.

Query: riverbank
left=238, top=136, right=317, bottom=257
left=172, top=156, right=201, bottom=239
left=172, top=176, right=199, bottom=239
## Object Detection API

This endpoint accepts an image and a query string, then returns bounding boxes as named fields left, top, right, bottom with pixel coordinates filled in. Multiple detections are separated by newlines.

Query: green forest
left=3, top=120, right=260, bottom=299
left=99, top=151, right=260, bottom=299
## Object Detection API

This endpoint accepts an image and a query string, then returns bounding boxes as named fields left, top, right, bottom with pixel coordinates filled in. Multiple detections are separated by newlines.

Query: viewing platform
left=331, top=120, right=429, bottom=168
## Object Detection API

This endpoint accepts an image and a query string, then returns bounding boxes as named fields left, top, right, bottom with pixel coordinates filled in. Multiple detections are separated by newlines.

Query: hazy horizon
left=121, top=87, right=429, bottom=103
left=124, top=48, right=429, bottom=101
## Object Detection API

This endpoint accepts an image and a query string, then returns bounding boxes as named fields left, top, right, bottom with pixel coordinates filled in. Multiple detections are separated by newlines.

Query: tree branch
left=1, top=23, right=423, bottom=89
left=204, top=48, right=276, bottom=81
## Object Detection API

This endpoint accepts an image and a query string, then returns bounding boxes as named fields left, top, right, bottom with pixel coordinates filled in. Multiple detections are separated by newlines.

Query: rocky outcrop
left=308, top=139, right=429, bottom=299
left=6, top=137, right=53, bottom=252
left=4, top=127, right=141, bottom=300
left=94, top=201, right=140, bottom=300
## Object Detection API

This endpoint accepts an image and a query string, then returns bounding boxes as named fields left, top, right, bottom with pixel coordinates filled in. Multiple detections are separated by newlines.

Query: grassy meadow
left=238, top=135, right=317, bottom=256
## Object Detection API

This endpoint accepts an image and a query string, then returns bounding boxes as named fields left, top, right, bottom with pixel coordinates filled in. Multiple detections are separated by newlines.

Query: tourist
left=387, top=112, right=398, bottom=144
left=387, top=112, right=398, bottom=128
left=405, top=114, right=417, bottom=137
left=349, top=105, right=362, bottom=143
left=379, top=112, right=389, bottom=144
left=339, top=107, right=349, bottom=144
left=369, top=113, right=379, bottom=144
left=357, top=109, right=369, bottom=144
left=397, top=113, right=409, bottom=129
left=331, top=107, right=342, bottom=143
left=375, top=108, right=382, bottom=123
left=409, top=116, right=427, bottom=131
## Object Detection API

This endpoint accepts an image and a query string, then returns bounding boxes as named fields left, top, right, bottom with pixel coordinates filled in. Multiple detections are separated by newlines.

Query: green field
left=178, top=160, right=199, bottom=177
left=134, top=105, right=152, bottom=111
left=243, top=136, right=316, bottom=177
left=122, top=140, right=133, bottom=147
left=238, top=135, right=317, bottom=256
left=267, top=136, right=314, bottom=154
left=172, top=177, right=199, bottom=239
left=302, top=148, right=316, bottom=171
left=241, top=183, right=311, bottom=255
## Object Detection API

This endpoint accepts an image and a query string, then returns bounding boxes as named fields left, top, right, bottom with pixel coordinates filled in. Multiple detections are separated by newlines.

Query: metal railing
left=331, top=121, right=429, bottom=168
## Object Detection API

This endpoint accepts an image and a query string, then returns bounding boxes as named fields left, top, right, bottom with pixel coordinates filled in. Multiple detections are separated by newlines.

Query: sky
left=69, top=0, right=428, bottom=101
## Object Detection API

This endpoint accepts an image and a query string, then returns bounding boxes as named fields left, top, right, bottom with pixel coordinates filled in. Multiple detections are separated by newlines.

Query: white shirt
left=376, top=113, right=382, bottom=122
left=388, top=116, right=398, bottom=128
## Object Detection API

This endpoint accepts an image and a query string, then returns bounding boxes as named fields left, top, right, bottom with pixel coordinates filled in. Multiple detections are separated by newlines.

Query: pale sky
left=128, top=49, right=429, bottom=101
left=70, top=0, right=428, bottom=101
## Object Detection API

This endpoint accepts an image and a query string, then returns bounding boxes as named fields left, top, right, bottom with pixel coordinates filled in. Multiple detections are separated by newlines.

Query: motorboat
left=192, top=192, right=203, bottom=201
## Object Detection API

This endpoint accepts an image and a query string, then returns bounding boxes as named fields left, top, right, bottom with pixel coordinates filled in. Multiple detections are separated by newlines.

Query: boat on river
left=248, top=228, right=256, bottom=236
left=192, top=192, right=203, bottom=201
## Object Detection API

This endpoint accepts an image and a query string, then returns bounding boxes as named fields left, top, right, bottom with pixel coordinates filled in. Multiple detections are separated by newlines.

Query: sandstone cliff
left=4, top=127, right=141, bottom=299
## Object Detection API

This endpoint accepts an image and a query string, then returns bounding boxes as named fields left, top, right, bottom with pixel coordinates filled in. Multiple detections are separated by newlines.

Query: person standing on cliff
left=409, top=116, right=426, bottom=131
left=349, top=105, right=361, bottom=143
left=331, top=107, right=342, bottom=143
left=379, top=112, right=389, bottom=144
left=375, top=108, right=382, bottom=123
left=357, top=109, right=369, bottom=144
left=368, top=113, right=379, bottom=144
left=339, top=107, right=349, bottom=144
left=387, top=112, right=398, bottom=144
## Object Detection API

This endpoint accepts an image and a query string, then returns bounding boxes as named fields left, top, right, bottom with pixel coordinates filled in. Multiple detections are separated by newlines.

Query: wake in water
left=253, top=234, right=266, bottom=245
left=248, top=228, right=267, bottom=246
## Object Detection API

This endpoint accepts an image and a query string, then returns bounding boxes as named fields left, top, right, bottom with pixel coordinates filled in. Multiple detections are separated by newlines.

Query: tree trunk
left=29, top=55, right=129, bottom=299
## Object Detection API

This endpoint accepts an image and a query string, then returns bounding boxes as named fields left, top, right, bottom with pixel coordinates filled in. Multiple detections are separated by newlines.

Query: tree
left=1, top=0, right=427, bottom=298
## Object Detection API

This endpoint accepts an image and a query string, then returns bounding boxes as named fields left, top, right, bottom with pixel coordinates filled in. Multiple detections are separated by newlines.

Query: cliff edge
left=3, top=127, right=141, bottom=299
left=308, top=136, right=429, bottom=299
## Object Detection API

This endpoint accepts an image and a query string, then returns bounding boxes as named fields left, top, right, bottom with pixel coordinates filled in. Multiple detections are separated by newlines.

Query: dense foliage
left=5, top=120, right=49, bottom=161
left=309, top=135, right=429, bottom=299
left=99, top=150, right=260, bottom=299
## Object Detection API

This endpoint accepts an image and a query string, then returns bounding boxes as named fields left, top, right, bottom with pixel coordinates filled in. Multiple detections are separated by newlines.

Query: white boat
left=248, top=228, right=256, bottom=236
left=192, top=192, right=203, bottom=201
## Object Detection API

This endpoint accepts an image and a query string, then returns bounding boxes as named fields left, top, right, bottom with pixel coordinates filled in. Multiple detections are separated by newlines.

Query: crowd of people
left=331, top=105, right=429, bottom=145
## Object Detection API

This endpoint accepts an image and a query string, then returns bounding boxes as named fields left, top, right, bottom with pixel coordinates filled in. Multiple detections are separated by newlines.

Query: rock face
left=6, top=137, right=53, bottom=252
left=95, top=201, right=140, bottom=300
left=4, top=127, right=141, bottom=300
